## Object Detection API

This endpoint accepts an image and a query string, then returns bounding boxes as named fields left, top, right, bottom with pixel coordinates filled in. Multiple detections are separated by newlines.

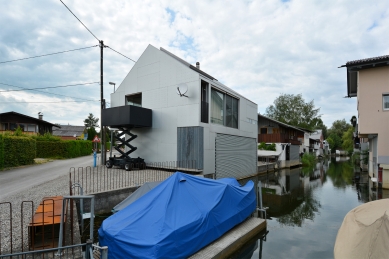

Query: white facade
left=110, top=45, right=258, bottom=177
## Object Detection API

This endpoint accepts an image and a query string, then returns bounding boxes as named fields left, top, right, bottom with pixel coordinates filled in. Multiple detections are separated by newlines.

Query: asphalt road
left=0, top=153, right=107, bottom=201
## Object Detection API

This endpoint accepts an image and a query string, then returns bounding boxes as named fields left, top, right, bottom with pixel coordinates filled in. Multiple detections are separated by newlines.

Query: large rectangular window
left=126, top=93, right=142, bottom=107
left=201, top=80, right=209, bottom=123
left=383, top=94, right=389, bottom=110
left=210, top=88, right=239, bottom=128
left=211, top=89, right=224, bottom=125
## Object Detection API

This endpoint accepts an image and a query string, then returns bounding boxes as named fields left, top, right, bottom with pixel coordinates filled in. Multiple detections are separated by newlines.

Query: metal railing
left=69, top=161, right=197, bottom=195
left=0, top=243, right=84, bottom=259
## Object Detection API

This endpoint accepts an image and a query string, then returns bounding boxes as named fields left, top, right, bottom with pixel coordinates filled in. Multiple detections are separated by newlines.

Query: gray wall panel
left=290, top=145, right=300, bottom=161
left=215, top=134, right=256, bottom=179
left=177, top=126, right=204, bottom=169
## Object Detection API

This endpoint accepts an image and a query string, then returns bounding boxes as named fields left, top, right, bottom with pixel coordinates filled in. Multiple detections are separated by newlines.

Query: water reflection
left=260, top=166, right=322, bottom=227
left=236, top=158, right=380, bottom=259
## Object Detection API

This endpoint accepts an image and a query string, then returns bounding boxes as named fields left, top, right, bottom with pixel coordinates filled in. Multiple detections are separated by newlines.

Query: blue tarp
left=98, top=172, right=256, bottom=259
left=112, top=181, right=161, bottom=213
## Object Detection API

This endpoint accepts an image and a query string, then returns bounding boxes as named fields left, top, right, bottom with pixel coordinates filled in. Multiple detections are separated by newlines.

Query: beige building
left=341, top=54, right=389, bottom=189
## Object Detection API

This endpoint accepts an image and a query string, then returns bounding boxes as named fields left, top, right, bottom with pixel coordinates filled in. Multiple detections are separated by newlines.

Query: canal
left=237, top=157, right=383, bottom=259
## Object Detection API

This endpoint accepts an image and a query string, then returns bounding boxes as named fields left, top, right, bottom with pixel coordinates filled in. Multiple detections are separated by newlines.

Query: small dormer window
left=126, top=93, right=142, bottom=107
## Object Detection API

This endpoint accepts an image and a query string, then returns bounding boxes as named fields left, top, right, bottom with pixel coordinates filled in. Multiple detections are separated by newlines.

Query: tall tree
left=265, top=93, right=321, bottom=130
left=84, top=113, right=99, bottom=129
left=327, top=119, right=353, bottom=152
left=327, top=119, right=352, bottom=140
left=342, top=127, right=354, bottom=154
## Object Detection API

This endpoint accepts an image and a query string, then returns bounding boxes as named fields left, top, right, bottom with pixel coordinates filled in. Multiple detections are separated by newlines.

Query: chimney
left=196, top=62, right=200, bottom=69
left=38, top=112, right=43, bottom=120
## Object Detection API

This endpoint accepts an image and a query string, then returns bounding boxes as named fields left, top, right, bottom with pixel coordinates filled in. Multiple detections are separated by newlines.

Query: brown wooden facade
left=257, top=114, right=305, bottom=145
left=0, top=111, right=59, bottom=135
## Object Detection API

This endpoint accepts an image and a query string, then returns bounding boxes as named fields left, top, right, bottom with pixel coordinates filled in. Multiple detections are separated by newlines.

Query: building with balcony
left=257, top=114, right=305, bottom=168
left=105, top=45, right=258, bottom=179
left=341, top=54, right=389, bottom=188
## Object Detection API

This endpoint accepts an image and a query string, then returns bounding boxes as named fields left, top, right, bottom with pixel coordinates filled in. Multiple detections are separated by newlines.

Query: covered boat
left=112, top=181, right=161, bottom=213
left=98, top=172, right=256, bottom=259
left=334, top=199, right=389, bottom=259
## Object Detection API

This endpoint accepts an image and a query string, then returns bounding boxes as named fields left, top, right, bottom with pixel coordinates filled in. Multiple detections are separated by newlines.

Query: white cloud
left=0, top=0, right=388, bottom=127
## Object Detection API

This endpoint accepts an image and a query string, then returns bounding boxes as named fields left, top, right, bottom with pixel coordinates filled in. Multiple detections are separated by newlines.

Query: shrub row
left=0, top=135, right=36, bottom=169
left=0, top=131, right=95, bottom=169
left=36, top=140, right=93, bottom=158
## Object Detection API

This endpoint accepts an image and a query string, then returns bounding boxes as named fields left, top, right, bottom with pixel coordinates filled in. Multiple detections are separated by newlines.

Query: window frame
left=210, top=87, right=239, bottom=129
left=383, top=94, right=389, bottom=111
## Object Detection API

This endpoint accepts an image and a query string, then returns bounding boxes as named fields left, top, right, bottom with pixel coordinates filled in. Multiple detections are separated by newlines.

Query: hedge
left=36, top=140, right=93, bottom=158
left=0, top=135, right=36, bottom=169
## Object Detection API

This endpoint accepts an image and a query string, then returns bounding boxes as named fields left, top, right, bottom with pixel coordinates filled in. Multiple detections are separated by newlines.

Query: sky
left=1, top=0, right=388, bottom=129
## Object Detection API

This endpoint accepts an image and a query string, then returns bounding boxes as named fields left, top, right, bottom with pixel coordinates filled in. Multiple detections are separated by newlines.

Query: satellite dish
left=176, top=83, right=188, bottom=97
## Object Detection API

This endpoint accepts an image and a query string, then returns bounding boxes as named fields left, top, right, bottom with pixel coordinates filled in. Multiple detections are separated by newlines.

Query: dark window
left=383, top=94, right=389, bottom=110
left=126, top=93, right=142, bottom=107
left=201, top=80, right=209, bottom=123
left=210, top=87, right=239, bottom=129
left=260, top=128, right=267, bottom=134
left=226, top=95, right=238, bottom=128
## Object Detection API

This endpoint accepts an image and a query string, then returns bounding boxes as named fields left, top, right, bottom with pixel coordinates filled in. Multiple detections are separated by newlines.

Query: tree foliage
left=87, top=127, right=98, bottom=141
left=326, top=119, right=353, bottom=153
left=328, top=119, right=352, bottom=139
left=265, top=93, right=321, bottom=130
left=342, top=127, right=354, bottom=154
left=84, top=113, right=99, bottom=129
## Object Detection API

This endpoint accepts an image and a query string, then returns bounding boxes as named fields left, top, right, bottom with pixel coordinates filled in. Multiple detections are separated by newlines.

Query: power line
left=107, top=47, right=137, bottom=63
left=0, top=45, right=98, bottom=64
left=59, top=0, right=100, bottom=42
left=0, top=82, right=97, bottom=101
left=1, top=100, right=98, bottom=104
left=0, top=82, right=99, bottom=92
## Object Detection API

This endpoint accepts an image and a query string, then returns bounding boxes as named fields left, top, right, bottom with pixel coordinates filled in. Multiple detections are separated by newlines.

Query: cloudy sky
left=1, top=0, right=388, bottom=128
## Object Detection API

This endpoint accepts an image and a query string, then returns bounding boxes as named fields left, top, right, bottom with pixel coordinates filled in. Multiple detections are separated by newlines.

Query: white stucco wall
left=110, top=45, right=258, bottom=174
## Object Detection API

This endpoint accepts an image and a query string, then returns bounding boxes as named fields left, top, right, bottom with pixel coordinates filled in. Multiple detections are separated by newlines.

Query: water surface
left=242, top=158, right=379, bottom=259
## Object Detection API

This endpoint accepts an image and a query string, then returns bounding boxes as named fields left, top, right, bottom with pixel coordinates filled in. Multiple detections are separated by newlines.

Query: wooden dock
left=28, top=196, right=67, bottom=250
left=189, top=217, right=266, bottom=259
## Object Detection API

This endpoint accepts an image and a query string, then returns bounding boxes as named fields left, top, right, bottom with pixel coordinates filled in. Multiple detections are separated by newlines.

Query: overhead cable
left=59, top=0, right=100, bottom=42
left=107, top=47, right=136, bottom=62
left=0, top=45, right=98, bottom=64
left=0, top=82, right=99, bottom=92
left=1, top=100, right=98, bottom=103
left=0, top=82, right=97, bottom=101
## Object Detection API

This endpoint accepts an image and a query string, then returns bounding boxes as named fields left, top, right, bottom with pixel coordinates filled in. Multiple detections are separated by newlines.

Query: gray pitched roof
left=52, top=125, right=85, bottom=137
left=257, top=114, right=307, bottom=134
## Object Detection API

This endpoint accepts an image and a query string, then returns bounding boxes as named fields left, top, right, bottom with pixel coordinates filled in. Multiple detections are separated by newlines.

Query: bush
left=36, top=140, right=92, bottom=158
left=301, top=153, right=316, bottom=167
left=0, top=135, right=36, bottom=168
left=31, top=132, right=61, bottom=142
left=258, top=142, right=276, bottom=151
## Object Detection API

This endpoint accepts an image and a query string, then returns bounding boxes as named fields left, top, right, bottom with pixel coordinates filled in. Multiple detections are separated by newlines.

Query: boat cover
left=112, top=181, right=161, bottom=213
left=98, top=172, right=256, bottom=259
left=334, top=199, right=389, bottom=259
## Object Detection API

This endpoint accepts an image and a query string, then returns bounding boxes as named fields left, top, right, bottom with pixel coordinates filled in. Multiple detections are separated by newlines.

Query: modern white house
left=104, top=45, right=258, bottom=179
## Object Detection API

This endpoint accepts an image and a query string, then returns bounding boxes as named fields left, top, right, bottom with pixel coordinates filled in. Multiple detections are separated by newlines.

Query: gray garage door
left=215, top=134, right=257, bottom=179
